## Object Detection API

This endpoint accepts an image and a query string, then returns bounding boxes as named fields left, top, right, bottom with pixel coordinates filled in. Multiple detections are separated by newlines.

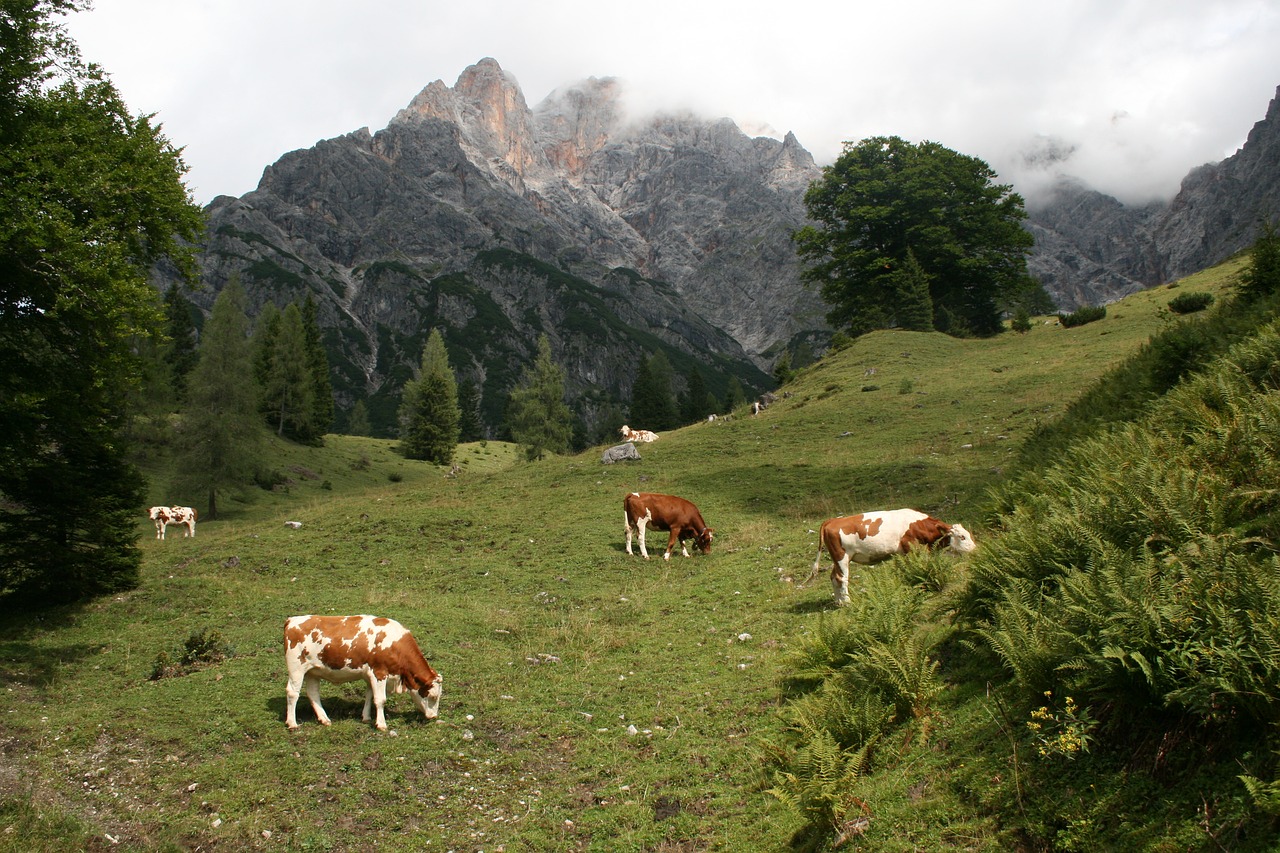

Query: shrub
left=1167, top=291, right=1215, bottom=314
left=150, top=629, right=234, bottom=680
left=1058, top=304, right=1107, bottom=327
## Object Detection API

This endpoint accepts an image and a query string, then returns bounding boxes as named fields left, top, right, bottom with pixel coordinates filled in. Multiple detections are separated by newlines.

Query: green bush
left=1167, top=291, right=1215, bottom=314
left=1058, top=304, right=1107, bottom=327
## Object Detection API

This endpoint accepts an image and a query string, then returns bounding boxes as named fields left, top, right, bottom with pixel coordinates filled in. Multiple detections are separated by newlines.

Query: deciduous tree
left=794, top=136, right=1040, bottom=338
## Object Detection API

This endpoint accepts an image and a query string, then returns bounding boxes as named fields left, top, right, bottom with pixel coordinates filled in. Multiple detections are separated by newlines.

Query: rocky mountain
left=174, top=58, right=824, bottom=436
left=170, top=58, right=1280, bottom=436
left=1027, top=85, right=1280, bottom=308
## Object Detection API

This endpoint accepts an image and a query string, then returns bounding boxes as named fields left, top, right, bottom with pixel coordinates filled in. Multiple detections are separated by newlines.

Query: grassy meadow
left=0, top=262, right=1245, bottom=851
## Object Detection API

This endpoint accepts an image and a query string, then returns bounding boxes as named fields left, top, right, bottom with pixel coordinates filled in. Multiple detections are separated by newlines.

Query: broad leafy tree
left=794, top=136, right=1039, bottom=338
left=0, top=1, right=204, bottom=605
left=175, top=279, right=263, bottom=520
left=398, top=328, right=460, bottom=464
left=507, top=335, right=572, bottom=461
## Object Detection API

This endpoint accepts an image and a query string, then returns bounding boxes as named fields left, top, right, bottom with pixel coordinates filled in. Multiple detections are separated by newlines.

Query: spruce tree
left=262, top=303, right=316, bottom=441
left=0, top=2, right=204, bottom=605
left=507, top=335, right=573, bottom=461
left=162, top=283, right=199, bottom=399
left=398, top=328, right=460, bottom=464
left=629, top=351, right=679, bottom=430
left=250, top=301, right=281, bottom=395
left=301, top=295, right=333, bottom=439
left=175, top=278, right=263, bottom=520
left=892, top=249, right=935, bottom=331
left=681, top=368, right=710, bottom=423
left=346, top=400, right=372, bottom=437
left=1240, top=220, right=1280, bottom=300
left=457, top=379, right=484, bottom=442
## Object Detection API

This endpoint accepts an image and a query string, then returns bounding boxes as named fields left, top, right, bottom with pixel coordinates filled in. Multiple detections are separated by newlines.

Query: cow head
left=696, top=527, right=714, bottom=555
left=148, top=506, right=168, bottom=521
left=408, top=673, right=443, bottom=719
left=944, top=523, right=977, bottom=555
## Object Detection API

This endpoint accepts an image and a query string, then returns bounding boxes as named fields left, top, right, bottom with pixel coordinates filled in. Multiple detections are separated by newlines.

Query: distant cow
left=813, top=508, right=976, bottom=605
left=624, top=492, right=713, bottom=560
left=148, top=505, right=197, bottom=540
left=284, top=615, right=443, bottom=731
left=620, top=425, right=659, bottom=443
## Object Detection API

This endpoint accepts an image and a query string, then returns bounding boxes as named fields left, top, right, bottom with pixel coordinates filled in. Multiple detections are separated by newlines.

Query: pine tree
left=346, top=400, right=372, bottom=437
left=457, top=379, right=484, bottom=442
left=175, top=278, right=263, bottom=520
left=891, top=249, right=935, bottom=331
left=0, top=2, right=204, bottom=605
left=398, top=329, right=460, bottom=464
left=1240, top=220, right=1280, bottom=300
left=681, top=368, right=711, bottom=423
left=507, top=335, right=573, bottom=461
left=162, top=283, right=199, bottom=399
left=301, top=295, right=333, bottom=440
left=250, top=301, right=281, bottom=395
left=262, top=303, right=316, bottom=441
left=629, top=351, right=679, bottom=430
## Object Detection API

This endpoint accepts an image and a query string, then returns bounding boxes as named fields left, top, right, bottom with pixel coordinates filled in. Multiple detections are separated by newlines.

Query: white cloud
left=65, top=0, right=1280, bottom=206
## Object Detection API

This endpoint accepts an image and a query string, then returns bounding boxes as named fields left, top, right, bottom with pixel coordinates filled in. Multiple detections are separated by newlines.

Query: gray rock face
left=1027, top=85, right=1280, bottom=308
left=173, top=59, right=817, bottom=435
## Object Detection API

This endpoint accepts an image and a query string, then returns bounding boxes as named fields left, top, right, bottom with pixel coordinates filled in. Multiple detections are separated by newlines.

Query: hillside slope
left=0, top=266, right=1244, bottom=850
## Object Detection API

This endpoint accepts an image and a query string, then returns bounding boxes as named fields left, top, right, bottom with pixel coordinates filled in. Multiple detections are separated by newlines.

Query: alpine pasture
left=0, top=262, right=1242, bottom=850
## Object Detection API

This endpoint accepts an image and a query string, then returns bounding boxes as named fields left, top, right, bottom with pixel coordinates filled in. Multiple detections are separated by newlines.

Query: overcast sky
left=64, top=0, right=1280, bottom=208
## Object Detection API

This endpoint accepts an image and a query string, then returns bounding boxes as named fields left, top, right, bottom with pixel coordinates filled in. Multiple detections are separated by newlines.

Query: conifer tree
left=250, top=301, right=281, bottom=394
left=262, top=303, right=316, bottom=441
left=346, top=400, right=372, bottom=437
left=629, top=351, right=679, bottom=430
left=162, top=283, right=199, bottom=399
left=1240, top=220, right=1280, bottom=300
left=681, top=368, right=711, bottom=423
left=507, top=335, right=572, bottom=461
left=725, top=377, right=747, bottom=413
left=0, top=2, right=204, bottom=605
left=891, top=249, right=935, bottom=331
left=772, top=350, right=794, bottom=386
left=175, top=278, right=262, bottom=520
left=457, top=379, right=484, bottom=442
left=398, top=328, right=460, bottom=464
left=301, top=294, right=333, bottom=438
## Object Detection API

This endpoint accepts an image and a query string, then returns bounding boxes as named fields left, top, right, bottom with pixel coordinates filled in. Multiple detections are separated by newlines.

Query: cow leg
left=285, top=676, right=303, bottom=729
left=367, top=676, right=390, bottom=731
left=831, top=555, right=852, bottom=606
left=624, top=512, right=635, bottom=555
left=665, top=528, right=681, bottom=560
left=304, top=674, right=332, bottom=726
left=157, top=523, right=165, bottom=541
left=637, top=516, right=650, bottom=559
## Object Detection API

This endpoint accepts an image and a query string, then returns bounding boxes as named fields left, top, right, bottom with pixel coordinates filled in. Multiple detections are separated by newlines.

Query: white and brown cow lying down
left=148, top=505, right=197, bottom=540
left=624, top=492, right=713, bottom=560
left=813, top=508, right=976, bottom=605
left=620, top=425, right=659, bottom=443
left=284, top=614, right=442, bottom=731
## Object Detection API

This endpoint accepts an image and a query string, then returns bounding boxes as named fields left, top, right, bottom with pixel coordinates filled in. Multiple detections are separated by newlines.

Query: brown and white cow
left=620, top=425, right=659, bottom=443
left=624, top=492, right=713, bottom=560
left=813, top=508, right=976, bottom=605
left=148, top=505, right=197, bottom=540
left=284, top=615, right=443, bottom=731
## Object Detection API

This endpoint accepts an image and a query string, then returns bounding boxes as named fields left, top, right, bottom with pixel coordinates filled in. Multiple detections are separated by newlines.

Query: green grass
left=0, top=266, right=1244, bottom=851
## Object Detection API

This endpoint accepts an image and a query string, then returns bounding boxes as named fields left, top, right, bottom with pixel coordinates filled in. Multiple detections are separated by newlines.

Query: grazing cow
left=620, top=425, right=659, bottom=443
left=813, top=508, right=976, bottom=605
left=148, top=505, right=197, bottom=540
left=624, top=492, right=713, bottom=560
left=284, top=614, right=443, bottom=731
